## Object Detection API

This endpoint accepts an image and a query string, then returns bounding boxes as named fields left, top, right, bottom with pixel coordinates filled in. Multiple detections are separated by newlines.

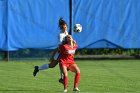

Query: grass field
left=0, top=60, right=140, bottom=93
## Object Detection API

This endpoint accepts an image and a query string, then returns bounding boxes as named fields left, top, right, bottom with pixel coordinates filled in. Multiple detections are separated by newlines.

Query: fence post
left=69, top=0, right=72, bottom=35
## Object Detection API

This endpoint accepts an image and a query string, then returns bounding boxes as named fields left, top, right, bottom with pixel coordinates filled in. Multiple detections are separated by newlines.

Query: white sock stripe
left=39, top=64, right=49, bottom=70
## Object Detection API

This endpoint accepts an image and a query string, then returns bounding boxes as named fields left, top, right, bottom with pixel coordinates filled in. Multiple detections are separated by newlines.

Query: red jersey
left=59, top=44, right=78, bottom=64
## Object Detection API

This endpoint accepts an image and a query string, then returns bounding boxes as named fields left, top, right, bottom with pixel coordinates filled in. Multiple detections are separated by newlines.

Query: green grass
left=0, top=60, right=140, bottom=93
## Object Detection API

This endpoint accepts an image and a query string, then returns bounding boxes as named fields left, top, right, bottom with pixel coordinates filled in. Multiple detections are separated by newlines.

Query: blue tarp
left=7, top=0, right=70, bottom=50
left=0, top=0, right=7, bottom=50
left=73, top=0, right=140, bottom=48
left=0, top=0, right=140, bottom=50
left=0, top=0, right=70, bottom=50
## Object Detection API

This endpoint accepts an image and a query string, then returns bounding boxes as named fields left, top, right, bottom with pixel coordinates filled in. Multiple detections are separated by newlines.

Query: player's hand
left=73, top=40, right=76, bottom=43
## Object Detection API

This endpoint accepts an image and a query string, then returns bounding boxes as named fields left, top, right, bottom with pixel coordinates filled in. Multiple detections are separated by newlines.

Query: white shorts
left=54, top=52, right=60, bottom=60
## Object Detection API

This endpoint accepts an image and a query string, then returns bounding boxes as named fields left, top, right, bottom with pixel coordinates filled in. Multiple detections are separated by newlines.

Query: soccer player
left=33, top=18, right=68, bottom=83
left=58, top=35, right=80, bottom=92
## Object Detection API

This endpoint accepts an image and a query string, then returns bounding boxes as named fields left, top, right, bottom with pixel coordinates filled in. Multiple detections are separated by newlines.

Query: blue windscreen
left=0, top=0, right=7, bottom=50
left=0, top=0, right=140, bottom=50
left=7, top=0, right=69, bottom=50
left=72, top=0, right=140, bottom=48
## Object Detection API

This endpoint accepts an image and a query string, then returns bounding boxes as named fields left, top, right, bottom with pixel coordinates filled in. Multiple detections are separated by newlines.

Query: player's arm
left=59, top=34, right=64, bottom=44
left=73, top=40, right=76, bottom=46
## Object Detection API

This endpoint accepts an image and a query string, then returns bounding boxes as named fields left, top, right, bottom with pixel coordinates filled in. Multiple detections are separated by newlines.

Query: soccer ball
left=74, top=24, right=82, bottom=33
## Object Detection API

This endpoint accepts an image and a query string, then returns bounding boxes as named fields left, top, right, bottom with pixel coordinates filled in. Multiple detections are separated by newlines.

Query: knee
left=49, top=65, right=54, bottom=68
left=63, top=72, right=68, bottom=77
left=49, top=64, right=55, bottom=68
left=49, top=60, right=58, bottom=68
left=64, top=74, right=68, bottom=77
left=76, top=67, right=80, bottom=73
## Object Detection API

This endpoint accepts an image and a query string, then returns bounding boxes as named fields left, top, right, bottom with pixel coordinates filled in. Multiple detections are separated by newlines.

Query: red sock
left=74, top=73, right=80, bottom=88
left=64, top=76, right=68, bottom=89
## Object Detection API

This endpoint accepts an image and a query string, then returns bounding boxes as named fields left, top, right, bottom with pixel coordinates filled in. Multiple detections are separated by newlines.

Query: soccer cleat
left=59, top=78, right=64, bottom=85
left=73, top=87, right=80, bottom=91
left=64, top=89, right=67, bottom=92
left=33, top=66, right=39, bottom=77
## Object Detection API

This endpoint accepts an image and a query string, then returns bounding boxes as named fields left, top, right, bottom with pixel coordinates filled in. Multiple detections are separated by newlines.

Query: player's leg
left=69, top=64, right=80, bottom=91
left=38, top=60, right=58, bottom=70
left=48, top=60, right=59, bottom=68
left=33, top=63, right=49, bottom=77
left=33, top=50, right=59, bottom=77
left=58, top=63, right=64, bottom=84
left=61, top=64, right=68, bottom=92
left=48, top=50, right=59, bottom=68
left=53, top=51, right=64, bottom=83
left=51, top=53, right=64, bottom=83
left=33, top=60, right=59, bottom=77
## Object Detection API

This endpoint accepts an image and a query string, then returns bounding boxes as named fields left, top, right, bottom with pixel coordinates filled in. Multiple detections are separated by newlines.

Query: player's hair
left=59, top=17, right=67, bottom=29
left=63, top=35, right=71, bottom=44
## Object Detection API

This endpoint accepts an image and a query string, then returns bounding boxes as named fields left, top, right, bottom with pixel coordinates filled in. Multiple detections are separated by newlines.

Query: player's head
left=64, top=35, right=73, bottom=44
left=59, top=18, right=67, bottom=32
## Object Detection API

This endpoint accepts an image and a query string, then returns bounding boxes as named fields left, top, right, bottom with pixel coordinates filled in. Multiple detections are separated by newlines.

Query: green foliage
left=8, top=49, right=53, bottom=58
left=0, top=49, right=140, bottom=59
left=76, top=49, right=140, bottom=55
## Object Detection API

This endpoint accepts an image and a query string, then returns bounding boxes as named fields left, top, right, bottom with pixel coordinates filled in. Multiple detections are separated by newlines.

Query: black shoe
left=33, top=66, right=39, bottom=77
left=59, top=78, right=64, bottom=84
